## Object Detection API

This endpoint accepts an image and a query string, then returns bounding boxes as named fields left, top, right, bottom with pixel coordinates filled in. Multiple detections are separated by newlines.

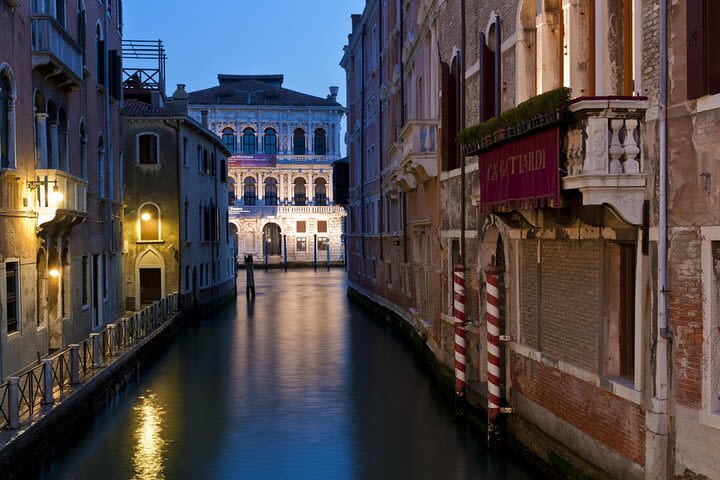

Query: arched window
left=77, top=1, right=87, bottom=67
left=0, top=68, right=14, bottom=169
left=222, top=127, right=235, bottom=154
left=79, top=119, right=87, bottom=178
left=264, top=177, right=277, bottom=206
left=293, top=128, right=306, bottom=155
left=139, top=203, right=160, bottom=241
left=314, top=128, right=327, bottom=155
left=263, top=128, right=277, bottom=155
left=314, top=177, right=327, bottom=206
left=58, top=107, right=68, bottom=170
left=242, top=127, right=256, bottom=155
left=293, top=177, right=306, bottom=205
left=137, top=133, right=159, bottom=164
left=243, top=177, right=256, bottom=206
left=95, top=23, right=105, bottom=86
left=98, top=133, right=105, bottom=197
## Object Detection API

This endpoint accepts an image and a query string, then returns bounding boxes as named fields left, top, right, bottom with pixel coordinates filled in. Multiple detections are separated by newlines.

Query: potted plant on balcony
left=457, top=87, right=571, bottom=156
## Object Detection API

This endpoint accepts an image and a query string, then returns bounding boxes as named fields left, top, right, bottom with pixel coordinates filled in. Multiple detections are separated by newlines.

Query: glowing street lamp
left=48, top=268, right=60, bottom=278
left=48, top=185, right=63, bottom=207
left=141, top=212, right=152, bottom=222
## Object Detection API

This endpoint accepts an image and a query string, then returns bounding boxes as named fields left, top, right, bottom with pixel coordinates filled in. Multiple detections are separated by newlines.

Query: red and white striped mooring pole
left=453, top=265, right=467, bottom=410
left=485, top=265, right=503, bottom=444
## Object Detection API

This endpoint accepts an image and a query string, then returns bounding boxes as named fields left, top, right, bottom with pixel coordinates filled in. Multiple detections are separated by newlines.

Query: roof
left=121, top=99, right=175, bottom=117
left=218, top=74, right=284, bottom=87
left=188, top=78, right=341, bottom=108
left=121, top=100, right=232, bottom=156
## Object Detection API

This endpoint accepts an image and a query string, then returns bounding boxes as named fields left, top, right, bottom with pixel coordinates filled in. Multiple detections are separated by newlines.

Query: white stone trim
left=700, top=225, right=720, bottom=429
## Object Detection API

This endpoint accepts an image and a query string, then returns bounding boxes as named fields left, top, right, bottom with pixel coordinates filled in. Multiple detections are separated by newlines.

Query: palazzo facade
left=188, top=75, right=346, bottom=266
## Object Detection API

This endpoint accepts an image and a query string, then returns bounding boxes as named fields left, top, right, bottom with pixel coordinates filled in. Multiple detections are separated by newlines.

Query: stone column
left=565, top=0, right=592, bottom=96
left=536, top=9, right=563, bottom=92
left=258, top=171, right=264, bottom=203
left=309, top=171, right=315, bottom=205
left=36, top=113, right=48, bottom=169
left=279, top=172, right=285, bottom=204
left=594, top=0, right=625, bottom=95
left=328, top=173, right=334, bottom=204
left=49, top=121, right=59, bottom=169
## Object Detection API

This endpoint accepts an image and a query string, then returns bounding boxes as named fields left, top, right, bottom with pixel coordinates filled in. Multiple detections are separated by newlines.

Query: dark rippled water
left=47, top=270, right=540, bottom=480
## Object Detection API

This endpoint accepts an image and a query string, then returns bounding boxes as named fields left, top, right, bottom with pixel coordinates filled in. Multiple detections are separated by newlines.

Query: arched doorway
left=136, top=248, right=164, bottom=309
left=262, top=223, right=282, bottom=256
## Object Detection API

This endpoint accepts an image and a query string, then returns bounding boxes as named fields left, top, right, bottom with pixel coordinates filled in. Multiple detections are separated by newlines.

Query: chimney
left=328, top=86, right=339, bottom=102
left=201, top=110, right=208, bottom=127
left=171, top=83, right=189, bottom=114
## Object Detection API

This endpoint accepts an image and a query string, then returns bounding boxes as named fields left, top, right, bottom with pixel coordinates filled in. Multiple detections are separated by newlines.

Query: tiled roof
left=188, top=79, right=341, bottom=108
left=121, top=99, right=175, bottom=117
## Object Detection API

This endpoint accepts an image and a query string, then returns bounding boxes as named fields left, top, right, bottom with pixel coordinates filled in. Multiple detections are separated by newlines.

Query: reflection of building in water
left=133, top=392, right=167, bottom=480
left=187, top=75, right=346, bottom=266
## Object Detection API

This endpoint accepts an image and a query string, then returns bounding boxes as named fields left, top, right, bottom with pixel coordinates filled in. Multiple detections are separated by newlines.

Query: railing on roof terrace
left=0, top=293, right=180, bottom=430
left=122, top=39, right=166, bottom=94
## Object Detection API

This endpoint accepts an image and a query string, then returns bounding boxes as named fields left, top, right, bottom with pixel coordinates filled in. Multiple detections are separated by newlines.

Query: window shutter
left=687, top=0, right=707, bottom=99
left=479, top=33, right=496, bottom=122
left=440, top=61, right=453, bottom=171
left=707, top=1, right=720, bottom=94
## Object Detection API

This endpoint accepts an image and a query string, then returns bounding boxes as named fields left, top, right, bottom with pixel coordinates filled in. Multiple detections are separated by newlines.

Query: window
left=688, top=0, right=720, bottom=99
left=314, top=128, right=327, bottom=155
left=222, top=127, right=235, bottom=154
left=184, top=198, right=189, bottom=241
left=293, top=177, right=306, bottom=205
left=264, top=177, right=277, bottom=206
left=183, top=137, right=188, bottom=166
left=243, top=177, right=256, bottom=206
left=318, top=237, right=329, bottom=251
left=82, top=255, right=89, bottom=305
left=314, top=177, right=327, bottom=205
left=0, top=70, right=14, bottom=169
left=296, top=237, right=307, bottom=251
left=203, top=148, right=209, bottom=174
left=102, top=254, right=107, bottom=299
left=243, top=127, right=256, bottom=155
left=5, top=261, right=18, bottom=333
left=139, top=203, right=160, bottom=241
left=318, top=220, right=328, bottom=233
left=605, top=243, right=637, bottom=380
left=96, top=23, right=105, bottom=86
left=293, top=128, right=306, bottom=155
left=296, top=221, right=306, bottom=233
left=264, top=128, right=277, bottom=154
left=220, top=159, right=227, bottom=182
left=78, top=1, right=87, bottom=67
left=197, top=145, right=202, bottom=171
left=56, top=0, right=66, bottom=26
left=137, top=133, right=158, bottom=165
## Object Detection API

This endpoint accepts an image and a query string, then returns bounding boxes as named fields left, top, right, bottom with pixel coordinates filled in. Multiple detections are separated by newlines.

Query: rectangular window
left=317, top=220, right=328, bottom=233
left=605, top=243, right=637, bottom=380
left=5, top=261, right=18, bottom=333
left=183, top=137, right=188, bottom=166
left=296, top=237, right=307, bottom=251
left=296, top=221, right=306, bottom=233
left=687, top=0, right=720, bottom=99
left=138, top=134, right=158, bottom=164
left=185, top=266, right=190, bottom=292
left=82, top=255, right=89, bottom=306
left=102, top=254, right=108, bottom=299
left=318, top=237, right=329, bottom=251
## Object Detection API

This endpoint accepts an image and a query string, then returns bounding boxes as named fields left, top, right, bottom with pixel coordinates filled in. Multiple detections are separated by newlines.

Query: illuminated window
left=264, top=128, right=277, bottom=154
left=318, top=237, right=329, bottom=251
left=293, top=128, right=305, bottom=155
left=222, top=127, right=235, bottom=154
left=314, top=128, right=327, bottom=155
left=137, top=133, right=159, bottom=164
left=243, top=127, right=256, bottom=155
left=296, top=237, right=307, bottom=251
left=139, top=203, right=160, bottom=241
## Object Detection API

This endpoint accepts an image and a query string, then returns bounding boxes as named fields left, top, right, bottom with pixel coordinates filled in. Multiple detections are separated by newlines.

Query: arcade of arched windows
left=216, top=122, right=335, bottom=157
left=229, top=170, right=334, bottom=207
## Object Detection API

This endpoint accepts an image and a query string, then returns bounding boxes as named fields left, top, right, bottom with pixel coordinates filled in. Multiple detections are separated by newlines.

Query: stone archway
left=262, top=223, right=282, bottom=256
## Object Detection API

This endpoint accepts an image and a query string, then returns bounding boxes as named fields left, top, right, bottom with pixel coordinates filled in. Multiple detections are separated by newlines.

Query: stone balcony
left=400, top=119, right=439, bottom=184
left=563, top=97, right=649, bottom=225
left=34, top=169, right=87, bottom=230
left=30, top=15, right=84, bottom=90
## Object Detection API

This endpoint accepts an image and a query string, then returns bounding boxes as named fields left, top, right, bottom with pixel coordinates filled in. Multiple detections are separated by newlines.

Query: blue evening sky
left=123, top=0, right=365, bottom=155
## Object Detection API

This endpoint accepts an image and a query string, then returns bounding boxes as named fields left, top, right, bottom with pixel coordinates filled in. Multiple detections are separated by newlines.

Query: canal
left=46, top=270, right=540, bottom=480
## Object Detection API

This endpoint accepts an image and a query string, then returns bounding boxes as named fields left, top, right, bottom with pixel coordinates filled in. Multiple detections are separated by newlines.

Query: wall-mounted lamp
left=141, top=212, right=152, bottom=221
left=27, top=180, right=63, bottom=206
left=48, top=268, right=60, bottom=278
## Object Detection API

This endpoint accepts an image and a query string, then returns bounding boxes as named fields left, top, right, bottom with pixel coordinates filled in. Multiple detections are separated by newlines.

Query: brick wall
left=668, top=228, right=703, bottom=408
left=520, top=240, right=539, bottom=348
left=511, top=352, right=646, bottom=466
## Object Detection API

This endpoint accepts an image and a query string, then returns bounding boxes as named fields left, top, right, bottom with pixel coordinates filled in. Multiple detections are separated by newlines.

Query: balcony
left=390, top=165, right=417, bottom=193
left=33, top=169, right=88, bottom=230
left=30, top=15, right=84, bottom=90
left=563, top=97, right=649, bottom=224
left=400, top=120, right=438, bottom=184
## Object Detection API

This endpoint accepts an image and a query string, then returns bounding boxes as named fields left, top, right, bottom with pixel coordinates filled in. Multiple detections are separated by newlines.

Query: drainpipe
left=361, top=24, right=366, bottom=258
left=174, top=120, right=182, bottom=302
left=460, top=0, right=466, bottom=263
left=379, top=6, right=384, bottom=262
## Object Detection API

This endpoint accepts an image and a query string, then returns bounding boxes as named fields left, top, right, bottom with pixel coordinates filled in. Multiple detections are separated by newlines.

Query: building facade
left=0, top=0, right=124, bottom=378
left=345, top=1, right=719, bottom=479
left=187, top=75, right=346, bottom=266
left=122, top=84, right=236, bottom=312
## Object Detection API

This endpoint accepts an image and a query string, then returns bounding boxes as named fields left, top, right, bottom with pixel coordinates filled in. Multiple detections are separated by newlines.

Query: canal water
left=47, top=270, right=540, bottom=480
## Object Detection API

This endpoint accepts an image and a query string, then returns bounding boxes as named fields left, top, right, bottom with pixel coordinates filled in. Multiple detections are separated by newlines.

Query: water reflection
left=49, top=270, right=541, bottom=480
left=132, top=391, right=166, bottom=480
